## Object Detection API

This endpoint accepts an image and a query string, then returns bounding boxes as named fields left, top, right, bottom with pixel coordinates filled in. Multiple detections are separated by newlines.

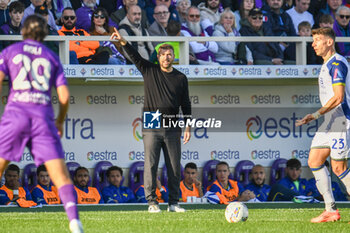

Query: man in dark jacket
left=262, top=0, right=297, bottom=62
left=240, top=8, right=284, bottom=65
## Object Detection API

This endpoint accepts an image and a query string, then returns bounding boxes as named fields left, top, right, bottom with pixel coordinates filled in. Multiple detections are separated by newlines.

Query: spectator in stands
left=149, top=4, right=170, bottom=47
left=89, top=7, right=126, bottom=64
left=319, top=13, right=334, bottom=28
left=118, top=4, right=154, bottom=61
left=286, top=0, right=314, bottom=33
left=73, top=167, right=104, bottom=204
left=262, top=0, right=297, bottom=59
left=198, top=0, right=222, bottom=36
left=308, top=0, right=326, bottom=21
left=176, top=0, right=190, bottom=23
left=240, top=8, right=284, bottom=65
left=308, top=161, right=348, bottom=201
left=278, top=158, right=313, bottom=196
left=213, top=9, right=253, bottom=65
left=0, top=164, right=36, bottom=207
left=245, top=165, right=271, bottom=202
left=35, top=4, right=59, bottom=55
left=333, top=6, right=350, bottom=60
left=179, top=162, right=203, bottom=202
left=135, top=178, right=168, bottom=203
left=233, top=0, right=255, bottom=31
left=51, top=0, right=72, bottom=22
left=0, top=0, right=10, bottom=27
left=75, top=0, right=97, bottom=32
left=297, top=21, right=320, bottom=64
left=145, top=0, right=180, bottom=25
left=22, top=0, right=57, bottom=30
left=316, top=0, right=342, bottom=27
left=102, top=166, right=137, bottom=203
left=0, top=1, right=25, bottom=51
left=181, top=6, right=219, bottom=65
left=58, top=7, right=109, bottom=64
left=31, top=165, right=61, bottom=205
left=110, top=0, right=149, bottom=29
left=206, top=161, right=256, bottom=204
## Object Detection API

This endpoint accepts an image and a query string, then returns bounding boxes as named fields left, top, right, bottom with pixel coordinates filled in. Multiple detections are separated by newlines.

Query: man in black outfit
left=110, top=28, right=191, bottom=213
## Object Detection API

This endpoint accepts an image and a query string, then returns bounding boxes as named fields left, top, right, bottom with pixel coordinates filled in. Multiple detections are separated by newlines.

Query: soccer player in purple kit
left=0, top=15, right=83, bottom=233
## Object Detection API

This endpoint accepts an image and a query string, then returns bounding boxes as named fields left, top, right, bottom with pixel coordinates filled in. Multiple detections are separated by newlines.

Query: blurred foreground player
left=0, top=15, right=83, bottom=233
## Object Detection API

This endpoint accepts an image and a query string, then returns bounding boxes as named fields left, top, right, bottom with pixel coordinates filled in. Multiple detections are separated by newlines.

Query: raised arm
left=110, top=28, right=152, bottom=73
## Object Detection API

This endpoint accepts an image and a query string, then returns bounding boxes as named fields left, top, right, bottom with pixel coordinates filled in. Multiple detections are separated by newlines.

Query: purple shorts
left=0, top=110, right=64, bottom=166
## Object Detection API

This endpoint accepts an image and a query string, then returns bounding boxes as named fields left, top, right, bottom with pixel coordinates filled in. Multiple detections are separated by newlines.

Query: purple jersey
left=0, top=39, right=67, bottom=119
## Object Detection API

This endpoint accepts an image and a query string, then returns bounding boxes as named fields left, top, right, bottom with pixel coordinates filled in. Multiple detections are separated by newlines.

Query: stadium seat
left=161, top=164, right=184, bottom=188
left=93, top=161, right=113, bottom=191
left=21, top=163, right=37, bottom=191
left=202, top=160, right=220, bottom=190
left=233, top=160, right=255, bottom=186
left=270, top=158, right=288, bottom=185
left=128, top=161, right=144, bottom=192
left=66, top=162, right=81, bottom=180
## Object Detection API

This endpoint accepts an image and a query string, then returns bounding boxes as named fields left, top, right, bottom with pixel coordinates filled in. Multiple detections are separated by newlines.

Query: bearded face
left=187, top=21, right=202, bottom=36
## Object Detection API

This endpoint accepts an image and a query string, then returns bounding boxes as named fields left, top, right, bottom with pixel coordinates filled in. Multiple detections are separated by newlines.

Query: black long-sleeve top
left=122, top=42, right=191, bottom=131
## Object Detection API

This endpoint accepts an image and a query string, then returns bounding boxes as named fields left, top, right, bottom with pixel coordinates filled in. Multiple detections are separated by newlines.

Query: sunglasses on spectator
left=94, top=14, right=105, bottom=19
left=251, top=16, right=263, bottom=20
left=63, top=16, right=76, bottom=20
left=339, top=14, right=350, bottom=19
left=154, top=11, right=169, bottom=16
left=189, top=14, right=200, bottom=19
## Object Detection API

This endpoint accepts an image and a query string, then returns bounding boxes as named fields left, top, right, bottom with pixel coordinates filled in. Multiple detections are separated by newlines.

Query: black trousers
left=143, top=130, right=181, bottom=205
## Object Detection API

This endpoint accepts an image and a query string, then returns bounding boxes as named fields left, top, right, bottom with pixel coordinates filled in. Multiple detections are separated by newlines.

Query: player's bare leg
left=308, top=148, right=340, bottom=223
left=0, top=158, right=9, bottom=181
left=331, top=159, right=350, bottom=194
left=45, top=159, right=84, bottom=233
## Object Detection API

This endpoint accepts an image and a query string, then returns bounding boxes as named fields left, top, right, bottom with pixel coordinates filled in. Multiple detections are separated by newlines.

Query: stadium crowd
left=0, top=0, right=349, bottom=65
left=1, top=158, right=348, bottom=205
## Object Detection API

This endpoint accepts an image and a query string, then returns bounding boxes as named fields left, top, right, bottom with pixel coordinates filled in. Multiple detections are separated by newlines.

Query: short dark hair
left=22, top=14, right=48, bottom=42
left=9, top=1, right=25, bottom=13
left=216, top=161, right=229, bottom=171
left=185, top=162, right=197, bottom=170
left=74, top=167, right=89, bottom=177
left=62, top=7, right=75, bottom=15
left=319, top=14, right=334, bottom=24
left=298, top=21, right=311, bottom=32
left=36, top=164, right=47, bottom=176
left=107, top=166, right=123, bottom=177
left=6, top=164, right=20, bottom=175
left=286, top=158, right=301, bottom=169
left=158, top=44, right=174, bottom=55
left=312, top=27, right=336, bottom=41
left=166, top=20, right=181, bottom=36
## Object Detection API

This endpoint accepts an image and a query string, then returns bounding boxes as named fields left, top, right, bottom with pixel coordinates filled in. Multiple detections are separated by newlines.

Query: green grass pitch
left=0, top=204, right=350, bottom=233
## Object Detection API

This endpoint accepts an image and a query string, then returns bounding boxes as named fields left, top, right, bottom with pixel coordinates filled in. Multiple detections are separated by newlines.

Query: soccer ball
left=225, top=202, right=248, bottom=223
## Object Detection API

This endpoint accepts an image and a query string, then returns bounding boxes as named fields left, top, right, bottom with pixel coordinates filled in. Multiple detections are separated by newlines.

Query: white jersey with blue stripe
left=319, top=53, right=350, bottom=119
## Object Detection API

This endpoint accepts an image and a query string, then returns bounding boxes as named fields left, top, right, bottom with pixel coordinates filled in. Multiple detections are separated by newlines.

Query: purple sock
left=59, top=184, right=79, bottom=221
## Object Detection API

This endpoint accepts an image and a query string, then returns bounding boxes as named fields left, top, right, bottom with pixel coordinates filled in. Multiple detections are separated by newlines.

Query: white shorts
left=310, top=108, right=350, bottom=160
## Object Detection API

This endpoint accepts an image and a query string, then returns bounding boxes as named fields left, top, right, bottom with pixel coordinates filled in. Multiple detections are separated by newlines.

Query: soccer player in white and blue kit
left=297, top=28, right=350, bottom=223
